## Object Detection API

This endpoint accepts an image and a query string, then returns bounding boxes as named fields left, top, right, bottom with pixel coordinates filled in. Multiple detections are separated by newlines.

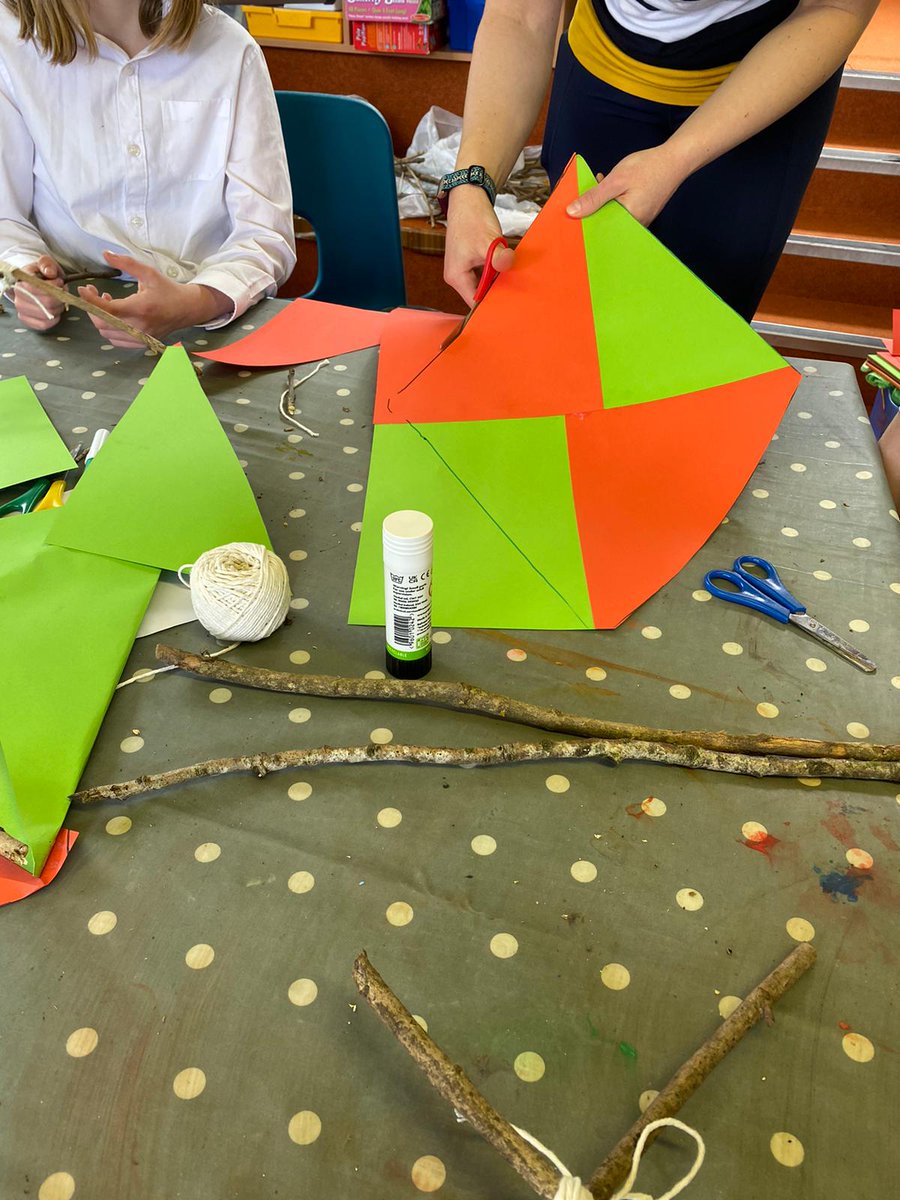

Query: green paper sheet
left=46, top=346, right=269, bottom=571
left=575, top=157, right=784, bottom=410
left=349, top=418, right=592, bottom=629
left=0, top=376, right=76, bottom=489
left=0, top=512, right=158, bottom=875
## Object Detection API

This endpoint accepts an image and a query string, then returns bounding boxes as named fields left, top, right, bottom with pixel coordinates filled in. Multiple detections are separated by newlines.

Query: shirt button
left=165, top=266, right=179, bottom=279
left=130, top=215, right=144, bottom=228
left=127, top=143, right=141, bottom=157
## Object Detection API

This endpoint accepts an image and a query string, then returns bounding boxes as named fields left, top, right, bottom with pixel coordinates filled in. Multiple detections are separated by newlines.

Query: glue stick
left=382, top=510, right=433, bottom=679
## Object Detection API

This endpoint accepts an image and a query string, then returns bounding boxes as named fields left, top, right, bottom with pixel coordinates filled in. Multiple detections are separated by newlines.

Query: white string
left=116, top=642, right=239, bottom=689
left=612, top=1119, right=705, bottom=1200
left=178, top=542, right=291, bottom=642
left=0, top=266, right=55, bottom=320
left=279, top=358, right=328, bottom=436
left=504, top=1117, right=705, bottom=1200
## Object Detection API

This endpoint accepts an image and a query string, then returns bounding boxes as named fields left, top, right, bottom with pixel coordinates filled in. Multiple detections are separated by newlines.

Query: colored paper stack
left=0, top=348, right=269, bottom=899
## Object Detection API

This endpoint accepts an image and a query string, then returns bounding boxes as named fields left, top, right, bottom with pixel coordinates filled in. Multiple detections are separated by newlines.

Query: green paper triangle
left=575, top=156, right=786, bottom=410
left=46, top=346, right=269, bottom=571
left=349, top=421, right=591, bottom=629
left=0, top=512, right=158, bottom=875
left=413, top=418, right=593, bottom=627
left=0, top=376, right=76, bottom=490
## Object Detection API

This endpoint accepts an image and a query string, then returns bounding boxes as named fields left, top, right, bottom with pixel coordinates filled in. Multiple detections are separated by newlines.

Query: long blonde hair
left=6, top=1, right=207, bottom=64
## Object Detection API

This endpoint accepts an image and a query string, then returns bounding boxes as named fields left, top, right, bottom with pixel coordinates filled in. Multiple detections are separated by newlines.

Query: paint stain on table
left=814, top=864, right=872, bottom=903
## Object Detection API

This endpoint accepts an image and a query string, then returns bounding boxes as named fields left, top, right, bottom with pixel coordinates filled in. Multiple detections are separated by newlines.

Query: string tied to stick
left=0, top=264, right=55, bottom=321
left=179, top=542, right=291, bottom=642
left=512, top=1116, right=705, bottom=1200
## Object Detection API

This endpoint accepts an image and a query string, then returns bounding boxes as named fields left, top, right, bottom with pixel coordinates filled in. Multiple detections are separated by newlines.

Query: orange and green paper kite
left=350, top=154, right=799, bottom=630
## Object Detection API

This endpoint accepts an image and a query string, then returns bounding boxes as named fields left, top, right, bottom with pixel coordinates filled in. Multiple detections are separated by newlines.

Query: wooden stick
left=155, top=644, right=899, bottom=764
left=61, top=269, right=120, bottom=285
left=588, top=942, right=817, bottom=1198
left=353, top=951, right=563, bottom=1199
left=353, top=944, right=815, bottom=1200
left=0, top=828, right=29, bottom=869
left=1, top=259, right=166, bottom=355
left=70, top=736, right=900, bottom=806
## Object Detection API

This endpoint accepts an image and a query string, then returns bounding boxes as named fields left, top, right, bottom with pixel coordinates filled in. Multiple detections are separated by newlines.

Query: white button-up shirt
left=0, top=5, right=296, bottom=327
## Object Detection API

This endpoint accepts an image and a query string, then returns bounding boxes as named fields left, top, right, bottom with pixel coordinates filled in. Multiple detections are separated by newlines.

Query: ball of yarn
left=181, top=543, right=291, bottom=642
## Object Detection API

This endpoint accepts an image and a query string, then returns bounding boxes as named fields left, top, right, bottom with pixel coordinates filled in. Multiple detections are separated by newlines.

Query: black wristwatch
left=437, top=165, right=497, bottom=215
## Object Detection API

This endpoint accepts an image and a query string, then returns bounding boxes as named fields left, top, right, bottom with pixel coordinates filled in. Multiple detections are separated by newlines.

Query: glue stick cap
left=382, top=510, right=433, bottom=555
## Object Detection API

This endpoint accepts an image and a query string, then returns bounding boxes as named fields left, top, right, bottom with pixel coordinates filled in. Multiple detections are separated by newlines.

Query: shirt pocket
left=160, top=99, right=232, bottom=183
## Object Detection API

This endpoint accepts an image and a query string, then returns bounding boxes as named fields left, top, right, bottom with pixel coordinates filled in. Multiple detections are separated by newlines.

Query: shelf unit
left=256, top=34, right=472, bottom=59
left=249, top=3, right=473, bottom=59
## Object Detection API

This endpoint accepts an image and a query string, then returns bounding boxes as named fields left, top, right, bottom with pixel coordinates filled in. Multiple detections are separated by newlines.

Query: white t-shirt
left=604, top=0, right=774, bottom=44
left=0, top=4, right=295, bottom=326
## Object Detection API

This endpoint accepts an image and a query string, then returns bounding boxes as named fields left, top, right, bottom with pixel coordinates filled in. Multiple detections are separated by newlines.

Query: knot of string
left=504, top=1117, right=705, bottom=1200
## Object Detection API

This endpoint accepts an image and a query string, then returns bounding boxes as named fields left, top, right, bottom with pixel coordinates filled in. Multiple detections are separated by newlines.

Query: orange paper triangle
left=567, top=367, right=799, bottom=627
left=380, top=159, right=603, bottom=424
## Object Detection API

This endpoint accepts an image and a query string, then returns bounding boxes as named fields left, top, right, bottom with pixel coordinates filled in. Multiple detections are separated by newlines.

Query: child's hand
left=78, top=251, right=232, bottom=348
left=14, top=255, right=67, bottom=331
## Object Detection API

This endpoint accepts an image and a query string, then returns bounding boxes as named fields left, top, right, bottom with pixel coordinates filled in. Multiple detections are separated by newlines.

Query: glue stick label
left=386, top=567, right=432, bottom=661
left=383, top=510, right=433, bottom=670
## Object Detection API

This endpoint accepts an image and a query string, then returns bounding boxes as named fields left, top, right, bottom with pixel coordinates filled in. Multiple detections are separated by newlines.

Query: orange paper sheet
left=194, top=298, right=390, bottom=368
left=377, top=165, right=604, bottom=424
left=372, top=309, right=460, bottom=423
left=0, top=828, right=77, bottom=906
left=567, top=366, right=799, bottom=627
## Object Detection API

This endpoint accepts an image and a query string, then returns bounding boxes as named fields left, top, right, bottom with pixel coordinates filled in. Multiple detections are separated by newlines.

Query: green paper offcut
left=0, top=511, right=158, bottom=875
left=0, top=376, right=76, bottom=490
left=574, top=156, right=785, bottom=411
left=349, top=418, right=592, bottom=629
left=46, top=345, right=269, bottom=571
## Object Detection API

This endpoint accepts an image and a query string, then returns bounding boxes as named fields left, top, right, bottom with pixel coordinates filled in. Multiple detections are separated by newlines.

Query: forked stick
left=353, top=942, right=816, bottom=1199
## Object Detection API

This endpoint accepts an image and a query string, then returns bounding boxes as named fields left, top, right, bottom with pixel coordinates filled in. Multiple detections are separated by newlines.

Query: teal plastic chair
left=275, top=91, right=407, bottom=311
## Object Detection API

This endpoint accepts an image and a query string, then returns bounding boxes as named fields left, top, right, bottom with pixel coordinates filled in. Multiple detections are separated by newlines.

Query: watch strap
left=437, top=165, right=497, bottom=214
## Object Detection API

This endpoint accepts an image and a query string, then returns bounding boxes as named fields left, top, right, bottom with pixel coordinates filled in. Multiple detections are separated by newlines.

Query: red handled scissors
left=440, top=235, right=509, bottom=351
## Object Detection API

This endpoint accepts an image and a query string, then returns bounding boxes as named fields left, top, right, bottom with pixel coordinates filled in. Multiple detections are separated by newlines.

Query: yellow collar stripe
left=567, top=0, right=739, bottom=107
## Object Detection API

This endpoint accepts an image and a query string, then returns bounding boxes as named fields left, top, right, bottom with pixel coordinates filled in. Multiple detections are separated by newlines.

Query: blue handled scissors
left=704, top=555, right=876, bottom=674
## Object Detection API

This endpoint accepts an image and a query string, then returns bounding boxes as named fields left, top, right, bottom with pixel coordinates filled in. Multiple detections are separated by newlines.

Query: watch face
left=469, top=166, right=484, bottom=185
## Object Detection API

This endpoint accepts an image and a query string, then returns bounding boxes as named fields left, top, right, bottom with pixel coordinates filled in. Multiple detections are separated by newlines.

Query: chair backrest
left=275, top=91, right=407, bottom=311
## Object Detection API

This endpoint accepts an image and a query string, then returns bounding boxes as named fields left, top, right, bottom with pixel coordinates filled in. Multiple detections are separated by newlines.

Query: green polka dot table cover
left=0, top=297, right=897, bottom=1200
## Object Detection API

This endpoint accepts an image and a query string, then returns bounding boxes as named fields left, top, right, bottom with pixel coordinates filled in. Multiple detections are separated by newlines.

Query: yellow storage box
left=243, top=6, right=344, bottom=44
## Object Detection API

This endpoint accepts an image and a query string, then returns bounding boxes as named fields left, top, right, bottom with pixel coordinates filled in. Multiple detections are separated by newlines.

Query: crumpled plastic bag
left=397, top=106, right=541, bottom=238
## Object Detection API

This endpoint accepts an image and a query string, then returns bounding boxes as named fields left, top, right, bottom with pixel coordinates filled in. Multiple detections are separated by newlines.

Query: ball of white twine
left=179, top=543, right=291, bottom=642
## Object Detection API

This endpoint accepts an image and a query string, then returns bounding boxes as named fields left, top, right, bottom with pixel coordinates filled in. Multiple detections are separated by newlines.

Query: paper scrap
left=194, top=297, right=389, bottom=368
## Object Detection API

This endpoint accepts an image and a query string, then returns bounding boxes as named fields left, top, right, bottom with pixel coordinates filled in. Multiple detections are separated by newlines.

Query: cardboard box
left=346, top=0, right=444, bottom=22
left=351, top=18, right=445, bottom=52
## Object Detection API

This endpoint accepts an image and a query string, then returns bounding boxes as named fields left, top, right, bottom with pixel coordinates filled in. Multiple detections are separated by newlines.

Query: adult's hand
left=78, top=250, right=231, bottom=348
left=566, top=144, right=688, bottom=227
left=443, top=187, right=516, bottom=307
left=14, top=255, right=67, bottom=331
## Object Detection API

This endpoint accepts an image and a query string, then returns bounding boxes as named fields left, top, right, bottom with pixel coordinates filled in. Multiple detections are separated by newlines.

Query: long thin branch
left=1, top=260, right=166, bottom=355
left=353, top=944, right=815, bottom=1200
left=354, top=951, right=562, bottom=1199
left=71, top=736, right=900, bottom=806
left=589, top=942, right=816, bottom=1197
left=155, top=644, right=898, bottom=764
